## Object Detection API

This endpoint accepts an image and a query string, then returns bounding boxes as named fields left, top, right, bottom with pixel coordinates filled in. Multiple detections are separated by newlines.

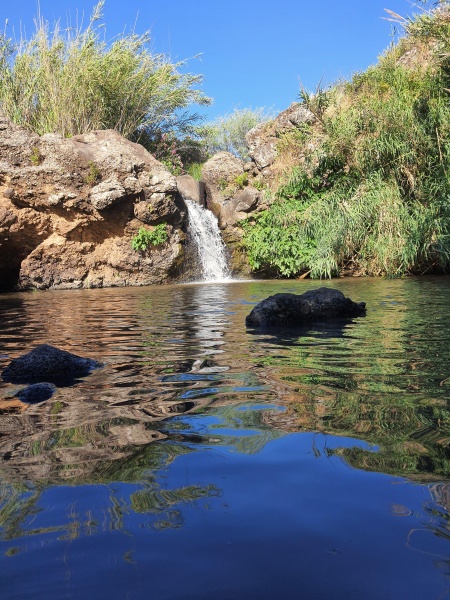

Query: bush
left=131, top=225, right=168, bottom=251
left=242, top=4, right=450, bottom=278
left=195, top=107, right=275, bottom=160
left=0, top=1, right=210, bottom=142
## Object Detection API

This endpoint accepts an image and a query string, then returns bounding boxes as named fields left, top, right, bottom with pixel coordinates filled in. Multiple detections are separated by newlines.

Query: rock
left=176, top=174, right=206, bottom=207
left=202, top=151, right=244, bottom=194
left=245, top=124, right=277, bottom=169
left=245, top=102, right=316, bottom=171
left=275, top=102, right=316, bottom=130
left=15, top=382, right=57, bottom=403
left=245, top=287, right=366, bottom=328
left=2, top=344, right=102, bottom=384
left=0, top=115, right=187, bottom=291
left=89, top=178, right=126, bottom=210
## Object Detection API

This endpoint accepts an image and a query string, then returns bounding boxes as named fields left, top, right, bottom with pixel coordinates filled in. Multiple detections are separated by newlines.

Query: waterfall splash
left=184, top=198, right=232, bottom=282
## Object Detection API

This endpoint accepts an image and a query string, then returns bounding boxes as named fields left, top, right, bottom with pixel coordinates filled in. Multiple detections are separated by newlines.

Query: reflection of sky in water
left=1, top=278, right=450, bottom=599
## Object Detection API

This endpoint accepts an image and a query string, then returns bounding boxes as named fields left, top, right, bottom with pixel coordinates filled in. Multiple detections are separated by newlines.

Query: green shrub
left=0, top=1, right=210, bottom=142
left=30, top=147, right=41, bottom=166
left=185, top=162, right=203, bottom=180
left=242, top=4, right=450, bottom=278
left=85, top=162, right=101, bottom=185
left=195, top=107, right=275, bottom=160
left=234, top=172, right=248, bottom=189
left=131, top=224, right=168, bottom=251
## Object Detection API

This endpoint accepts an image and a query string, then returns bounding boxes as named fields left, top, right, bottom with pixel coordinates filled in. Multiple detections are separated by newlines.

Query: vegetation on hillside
left=195, top=107, right=275, bottom=160
left=242, top=2, right=450, bottom=278
left=0, top=1, right=210, bottom=145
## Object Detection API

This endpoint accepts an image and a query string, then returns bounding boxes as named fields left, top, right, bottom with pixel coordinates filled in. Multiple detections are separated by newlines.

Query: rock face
left=197, top=104, right=317, bottom=276
left=176, top=174, right=206, bottom=207
left=0, top=113, right=187, bottom=290
left=245, top=102, right=315, bottom=171
left=2, top=344, right=102, bottom=384
left=245, top=287, right=366, bottom=328
left=200, top=151, right=268, bottom=273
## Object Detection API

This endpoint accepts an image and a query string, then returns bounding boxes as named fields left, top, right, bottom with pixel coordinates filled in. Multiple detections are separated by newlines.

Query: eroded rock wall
left=0, top=114, right=187, bottom=290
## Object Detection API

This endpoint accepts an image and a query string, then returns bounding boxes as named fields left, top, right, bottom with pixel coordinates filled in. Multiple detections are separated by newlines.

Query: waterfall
left=184, top=198, right=232, bottom=282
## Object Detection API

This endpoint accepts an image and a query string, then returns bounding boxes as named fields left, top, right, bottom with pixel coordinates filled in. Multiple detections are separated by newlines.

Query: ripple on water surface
left=1, top=278, right=450, bottom=599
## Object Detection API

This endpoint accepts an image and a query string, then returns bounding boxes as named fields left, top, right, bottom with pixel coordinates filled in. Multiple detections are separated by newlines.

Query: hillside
left=240, top=5, right=450, bottom=278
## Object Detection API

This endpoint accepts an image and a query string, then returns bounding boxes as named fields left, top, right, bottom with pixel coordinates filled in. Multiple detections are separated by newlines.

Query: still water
left=1, top=277, right=450, bottom=599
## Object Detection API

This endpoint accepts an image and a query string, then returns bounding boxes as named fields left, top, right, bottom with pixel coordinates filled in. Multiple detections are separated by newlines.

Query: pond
left=1, top=277, right=450, bottom=599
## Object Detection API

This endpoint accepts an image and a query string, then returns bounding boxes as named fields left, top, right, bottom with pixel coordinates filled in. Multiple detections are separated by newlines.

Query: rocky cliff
left=0, top=112, right=187, bottom=291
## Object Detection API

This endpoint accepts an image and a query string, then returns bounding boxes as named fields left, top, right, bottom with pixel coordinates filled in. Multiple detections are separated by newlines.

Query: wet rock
left=15, top=382, right=57, bottom=403
left=2, top=344, right=102, bottom=384
left=176, top=174, right=206, bottom=207
left=246, top=287, right=366, bottom=328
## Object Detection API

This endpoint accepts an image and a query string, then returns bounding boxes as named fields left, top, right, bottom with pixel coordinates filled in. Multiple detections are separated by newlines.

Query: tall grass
left=0, top=1, right=210, bottom=140
left=242, top=3, right=450, bottom=277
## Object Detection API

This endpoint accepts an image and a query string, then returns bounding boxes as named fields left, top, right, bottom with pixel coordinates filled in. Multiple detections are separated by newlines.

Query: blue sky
left=2, top=1, right=435, bottom=120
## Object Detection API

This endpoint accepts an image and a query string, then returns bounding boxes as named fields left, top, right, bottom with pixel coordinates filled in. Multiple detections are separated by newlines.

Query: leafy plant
left=195, top=107, right=275, bottom=160
left=242, top=3, right=450, bottom=278
left=85, top=162, right=101, bottom=185
left=131, top=224, right=168, bottom=251
left=234, top=172, right=248, bottom=189
left=185, top=162, right=203, bottom=180
left=30, top=146, right=41, bottom=166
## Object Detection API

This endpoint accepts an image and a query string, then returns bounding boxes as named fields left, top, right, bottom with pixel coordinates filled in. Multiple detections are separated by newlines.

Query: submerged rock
left=2, top=344, right=102, bottom=384
left=246, top=287, right=366, bottom=328
left=15, top=382, right=57, bottom=403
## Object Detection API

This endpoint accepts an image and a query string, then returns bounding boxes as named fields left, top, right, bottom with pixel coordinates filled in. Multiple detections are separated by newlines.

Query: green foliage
left=0, top=1, right=210, bottom=142
left=150, top=133, right=184, bottom=175
left=185, top=162, right=203, bottom=180
left=30, top=146, right=41, bottom=166
left=195, top=107, right=274, bottom=160
left=242, top=5, right=450, bottom=278
left=131, top=224, right=168, bottom=251
left=234, top=172, right=248, bottom=189
left=85, top=162, right=101, bottom=185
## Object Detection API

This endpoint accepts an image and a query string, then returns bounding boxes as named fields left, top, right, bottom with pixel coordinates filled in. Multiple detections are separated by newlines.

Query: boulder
left=245, top=124, right=278, bottom=169
left=246, top=287, right=366, bottom=328
left=245, top=102, right=316, bottom=171
left=176, top=174, right=206, bottom=207
left=2, top=344, right=102, bottom=384
left=275, top=102, right=316, bottom=130
left=202, top=151, right=244, bottom=190
left=0, top=113, right=187, bottom=291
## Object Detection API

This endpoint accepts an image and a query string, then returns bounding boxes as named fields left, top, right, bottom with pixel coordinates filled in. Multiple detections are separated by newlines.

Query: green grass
left=242, top=4, right=450, bottom=277
left=0, top=1, right=210, bottom=143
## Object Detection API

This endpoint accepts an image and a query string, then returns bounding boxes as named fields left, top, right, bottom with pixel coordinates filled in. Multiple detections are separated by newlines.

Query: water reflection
left=1, top=278, right=450, bottom=598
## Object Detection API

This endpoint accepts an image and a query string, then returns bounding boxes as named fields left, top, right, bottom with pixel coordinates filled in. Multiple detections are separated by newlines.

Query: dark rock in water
left=15, top=382, right=57, bottom=403
left=246, top=287, right=366, bottom=328
left=2, top=344, right=102, bottom=384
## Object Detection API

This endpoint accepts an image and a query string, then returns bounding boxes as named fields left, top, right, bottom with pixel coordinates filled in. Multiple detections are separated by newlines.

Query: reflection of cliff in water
left=2, top=278, right=450, bottom=490
left=250, top=279, right=450, bottom=481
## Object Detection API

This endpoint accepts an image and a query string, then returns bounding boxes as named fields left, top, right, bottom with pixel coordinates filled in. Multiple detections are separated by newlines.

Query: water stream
left=185, top=198, right=231, bottom=282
